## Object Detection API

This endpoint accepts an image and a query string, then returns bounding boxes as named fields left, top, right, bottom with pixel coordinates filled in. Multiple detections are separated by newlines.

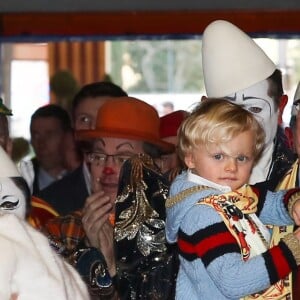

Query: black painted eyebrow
left=2, top=195, right=16, bottom=199
left=225, top=95, right=236, bottom=101
left=242, top=95, right=264, bottom=101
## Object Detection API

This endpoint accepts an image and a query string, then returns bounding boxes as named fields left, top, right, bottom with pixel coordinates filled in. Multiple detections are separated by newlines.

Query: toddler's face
left=184, top=130, right=256, bottom=190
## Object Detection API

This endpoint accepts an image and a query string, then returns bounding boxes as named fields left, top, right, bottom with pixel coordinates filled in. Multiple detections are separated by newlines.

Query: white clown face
left=0, top=177, right=26, bottom=219
left=225, top=80, right=278, bottom=147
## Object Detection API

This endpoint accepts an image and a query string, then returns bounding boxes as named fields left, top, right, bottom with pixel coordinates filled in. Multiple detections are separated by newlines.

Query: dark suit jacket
left=31, top=157, right=41, bottom=196
left=38, top=164, right=89, bottom=215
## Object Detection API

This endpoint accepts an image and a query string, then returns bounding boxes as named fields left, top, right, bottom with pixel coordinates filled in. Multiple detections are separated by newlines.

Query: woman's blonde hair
left=178, top=98, right=265, bottom=163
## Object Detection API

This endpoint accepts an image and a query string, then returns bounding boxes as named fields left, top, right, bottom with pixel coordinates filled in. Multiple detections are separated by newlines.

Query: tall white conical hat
left=0, top=146, right=20, bottom=177
left=202, top=20, right=276, bottom=97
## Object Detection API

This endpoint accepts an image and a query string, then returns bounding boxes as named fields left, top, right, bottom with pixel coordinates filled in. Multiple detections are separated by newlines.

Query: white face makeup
left=0, top=177, right=26, bottom=219
left=225, top=80, right=278, bottom=147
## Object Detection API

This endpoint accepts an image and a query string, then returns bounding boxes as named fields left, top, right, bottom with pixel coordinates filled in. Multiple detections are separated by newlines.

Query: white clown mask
left=225, top=80, right=278, bottom=147
left=0, top=177, right=27, bottom=219
left=0, top=146, right=28, bottom=219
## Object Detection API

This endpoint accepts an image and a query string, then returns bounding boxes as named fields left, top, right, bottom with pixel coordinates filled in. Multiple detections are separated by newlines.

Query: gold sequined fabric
left=114, top=153, right=178, bottom=299
left=115, top=153, right=170, bottom=256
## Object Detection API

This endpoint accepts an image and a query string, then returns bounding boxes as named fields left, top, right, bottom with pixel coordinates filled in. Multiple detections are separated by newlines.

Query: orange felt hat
left=76, top=97, right=174, bottom=153
left=160, top=110, right=188, bottom=138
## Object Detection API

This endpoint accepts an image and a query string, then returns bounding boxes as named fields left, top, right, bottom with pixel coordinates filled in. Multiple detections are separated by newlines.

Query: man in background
left=30, top=104, right=72, bottom=195
left=39, top=81, right=128, bottom=215
left=161, top=101, right=174, bottom=115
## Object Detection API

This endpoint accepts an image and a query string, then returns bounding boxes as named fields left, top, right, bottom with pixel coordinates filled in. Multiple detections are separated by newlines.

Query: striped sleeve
left=178, top=221, right=240, bottom=267
left=178, top=221, right=298, bottom=284
left=263, top=240, right=297, bottom=284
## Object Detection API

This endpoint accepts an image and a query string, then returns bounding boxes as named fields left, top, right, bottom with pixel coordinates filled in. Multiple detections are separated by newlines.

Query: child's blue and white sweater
left=165, top=171, right=299, bottom=300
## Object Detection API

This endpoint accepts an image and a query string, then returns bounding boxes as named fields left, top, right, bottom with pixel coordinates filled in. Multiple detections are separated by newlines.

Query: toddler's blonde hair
left=178, top=98, right=265, bottom=163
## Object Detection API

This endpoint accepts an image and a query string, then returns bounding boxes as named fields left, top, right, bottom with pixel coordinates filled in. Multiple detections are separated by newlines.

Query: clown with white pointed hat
left=0, top=144, right=90, bottom=299
left=201, top=20, right=300, bottom=299
left=202, top=20, right=295, bottom=189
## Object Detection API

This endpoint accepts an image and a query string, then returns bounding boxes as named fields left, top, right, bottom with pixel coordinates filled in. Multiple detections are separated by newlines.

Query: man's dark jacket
left=38, top=164, right=88, bottom=215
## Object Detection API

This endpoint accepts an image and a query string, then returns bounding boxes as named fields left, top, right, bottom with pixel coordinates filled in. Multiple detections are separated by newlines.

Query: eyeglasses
left=86, top=152, right=133, bottom=167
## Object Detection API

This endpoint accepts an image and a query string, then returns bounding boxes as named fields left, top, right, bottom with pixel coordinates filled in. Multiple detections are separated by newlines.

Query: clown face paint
left=0, top=177, right=26, bottom=219
left=225, top=80, right=278, bottom=147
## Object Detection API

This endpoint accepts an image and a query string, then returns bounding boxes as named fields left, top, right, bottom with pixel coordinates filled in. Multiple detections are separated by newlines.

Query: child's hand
left=292, top=199, right=300, bottom=226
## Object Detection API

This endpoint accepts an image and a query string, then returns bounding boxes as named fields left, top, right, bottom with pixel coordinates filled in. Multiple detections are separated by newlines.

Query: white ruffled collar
left=187, top=169, right=232, bottom=193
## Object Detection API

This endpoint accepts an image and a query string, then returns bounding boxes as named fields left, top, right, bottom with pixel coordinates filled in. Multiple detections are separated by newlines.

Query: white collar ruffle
left=187, top=170, right=232, bottom=193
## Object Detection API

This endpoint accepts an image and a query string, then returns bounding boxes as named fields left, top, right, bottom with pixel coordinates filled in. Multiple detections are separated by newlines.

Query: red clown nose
left=103, top=167, right=114, bottom=175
